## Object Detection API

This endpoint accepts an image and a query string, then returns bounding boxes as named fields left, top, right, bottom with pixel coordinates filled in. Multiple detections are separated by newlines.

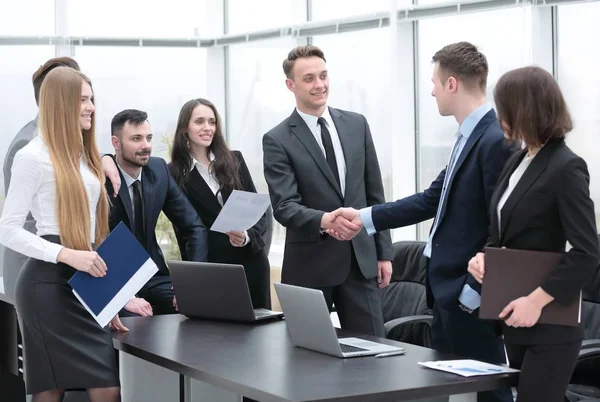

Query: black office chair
left=565, top=235, right=600, bottom=402
left=381, top=241, right=433, bottom=347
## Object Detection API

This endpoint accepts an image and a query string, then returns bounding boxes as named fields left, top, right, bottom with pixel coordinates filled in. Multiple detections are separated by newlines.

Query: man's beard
left=122, top=150, right=150, bottom=167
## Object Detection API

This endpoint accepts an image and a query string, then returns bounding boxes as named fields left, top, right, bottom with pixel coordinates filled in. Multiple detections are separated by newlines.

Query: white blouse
left=0, top=136, right=101, bottom=263
left=497, top=152, right=536, bottom=236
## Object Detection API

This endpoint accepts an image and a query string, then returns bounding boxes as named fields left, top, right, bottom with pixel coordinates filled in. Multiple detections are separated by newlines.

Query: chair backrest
left=381, top=241, right=431, bottom=346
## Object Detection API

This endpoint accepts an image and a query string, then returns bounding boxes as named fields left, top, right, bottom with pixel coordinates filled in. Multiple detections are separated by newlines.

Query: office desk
left=113, top=315, right=517, bottom=402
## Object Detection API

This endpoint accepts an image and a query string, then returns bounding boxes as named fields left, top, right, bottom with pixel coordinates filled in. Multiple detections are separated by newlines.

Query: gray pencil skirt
left=14, top=235, right=119, bottom=394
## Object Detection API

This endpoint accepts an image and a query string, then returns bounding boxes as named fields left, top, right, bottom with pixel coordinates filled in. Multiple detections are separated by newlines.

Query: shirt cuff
left=458, top=284, right=481, bottom=310
left=242, top=230, right=250, bottom=246
left=359, top=207, right=377, bottom=236
left=47, top=243, right=65, bottom=264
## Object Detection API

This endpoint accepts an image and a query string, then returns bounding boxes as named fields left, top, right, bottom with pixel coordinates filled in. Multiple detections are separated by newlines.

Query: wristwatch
left=459, top=302, right=475, bottom=314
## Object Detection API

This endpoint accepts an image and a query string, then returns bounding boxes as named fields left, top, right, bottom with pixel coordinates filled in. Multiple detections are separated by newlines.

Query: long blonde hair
left=38, top=67, right=109, bottom=250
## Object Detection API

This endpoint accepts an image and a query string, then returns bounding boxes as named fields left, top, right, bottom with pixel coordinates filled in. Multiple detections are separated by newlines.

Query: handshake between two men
left=321, top=207, right=363, bottom=241
left=320, top=207, right=393, bottom=288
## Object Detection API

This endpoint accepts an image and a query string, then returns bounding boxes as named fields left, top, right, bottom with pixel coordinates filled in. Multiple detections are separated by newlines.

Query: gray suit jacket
left=2, top=118, right=38, bottom=299
left=263, top=107, right=392, bottom=287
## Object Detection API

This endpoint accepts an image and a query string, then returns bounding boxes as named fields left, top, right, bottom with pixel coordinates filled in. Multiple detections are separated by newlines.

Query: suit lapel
left=499, top=139, right=562, bottom=241
left=289, top=109, right=343, bottom=198
left=187, top=168, right=222, bottom=213
left=436, top=112, right=493, bottom=221
left=116, top=170, right=134, bottom=226
left=489, top=150, right=525, bottom=241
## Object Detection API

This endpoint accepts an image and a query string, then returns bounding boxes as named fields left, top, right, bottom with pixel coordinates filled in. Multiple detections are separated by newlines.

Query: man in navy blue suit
left=329, top=42, right=513, bottom=402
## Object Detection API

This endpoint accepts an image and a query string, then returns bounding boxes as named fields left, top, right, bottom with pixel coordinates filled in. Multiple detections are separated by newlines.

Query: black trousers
left=432, top=303, right=513, bottom=402
left=314, top=251, right=385, bottom=337
left=506, top=340, right=581, bottom=402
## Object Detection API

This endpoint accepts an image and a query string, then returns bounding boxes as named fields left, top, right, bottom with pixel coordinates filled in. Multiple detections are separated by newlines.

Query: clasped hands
left=321, top=207, right=362, bottom=241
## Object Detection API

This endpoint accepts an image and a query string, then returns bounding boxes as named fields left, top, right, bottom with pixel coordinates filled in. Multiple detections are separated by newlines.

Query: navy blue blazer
left=106, top=156, right=208, bottom=276
left=371, top=109, right=513, bottom=308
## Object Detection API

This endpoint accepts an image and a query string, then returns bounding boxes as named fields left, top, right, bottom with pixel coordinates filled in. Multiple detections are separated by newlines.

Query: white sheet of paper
left=210, top=190, right=271, bottom=234
left=418, top=360, right=519, bottom=377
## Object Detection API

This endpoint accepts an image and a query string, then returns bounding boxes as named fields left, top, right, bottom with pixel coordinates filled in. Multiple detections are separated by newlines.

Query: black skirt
left=14, top=235, right=119, bottom=394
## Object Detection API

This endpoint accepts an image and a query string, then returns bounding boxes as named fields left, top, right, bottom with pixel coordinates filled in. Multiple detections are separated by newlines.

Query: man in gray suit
left=262, top=45, right=393, bottom=337
left=2, top=57, right=81, bottom=299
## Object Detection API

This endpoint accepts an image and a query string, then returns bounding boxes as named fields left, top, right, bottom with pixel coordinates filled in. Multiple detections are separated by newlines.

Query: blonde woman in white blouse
left=0, top=67, right=126, bottom=402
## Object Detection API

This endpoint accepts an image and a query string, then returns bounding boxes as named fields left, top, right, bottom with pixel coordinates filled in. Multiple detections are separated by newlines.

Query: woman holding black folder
left=0, top=67, right=127, bottom=402
left=467, top=66, right=600, bottom=402
left=168, top=98, right=272, bottom=309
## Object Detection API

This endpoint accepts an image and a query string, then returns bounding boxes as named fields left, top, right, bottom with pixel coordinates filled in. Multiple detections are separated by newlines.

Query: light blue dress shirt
left=360, top=103, right=492, bottom=310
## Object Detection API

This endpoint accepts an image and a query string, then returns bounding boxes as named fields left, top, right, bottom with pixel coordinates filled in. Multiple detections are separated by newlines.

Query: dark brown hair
left=432, top=42, right=488, bottom=92
left=494, top=66, right=572, bottom=148
left=32, top=57, right=80, bottom=105
left=282, top=45, right=326, bottom=79
left=170, top=98, right=242, bottom=199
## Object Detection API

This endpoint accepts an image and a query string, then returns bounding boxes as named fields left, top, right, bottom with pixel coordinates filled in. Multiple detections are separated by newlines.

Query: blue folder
left=68, top=221, right=152, bottom=315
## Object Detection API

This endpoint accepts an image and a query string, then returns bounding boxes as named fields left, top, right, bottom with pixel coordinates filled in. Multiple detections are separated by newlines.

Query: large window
left=416, top=6, right=532, bottom=239
left=0, top=0, right=54, bottom=36
left=557, top=2, right=600, bottom=227
left=75, top=47, right=207, bottom=157
left=226, top=38, right=299, bottom=266
left=226, top=0, right=306, bottom=34
left=311, top=0, right=390, bottom=20
left=67, top=0, right=209, bottom=37
left=312, top=28, right=393, bottom=200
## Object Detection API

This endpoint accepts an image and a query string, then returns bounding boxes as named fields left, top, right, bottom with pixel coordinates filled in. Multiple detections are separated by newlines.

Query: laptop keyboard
left=339, top=343, right=368, bottom=353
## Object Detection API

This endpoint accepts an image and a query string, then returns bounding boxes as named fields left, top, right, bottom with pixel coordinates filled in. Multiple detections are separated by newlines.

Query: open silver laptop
left=274, top=283, right=404, bottom=358
left=169, top=261, right=283, bottom=322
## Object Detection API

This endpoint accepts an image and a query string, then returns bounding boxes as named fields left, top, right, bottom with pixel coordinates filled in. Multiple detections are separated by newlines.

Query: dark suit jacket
left=106, top=156, right=208, bottom=276
left=263, top=107, right=393, bottom=287
left=370, top=109, right=512, bottom=308
left=487, top=138, right=599, bottom=344
left=168, top=151, right=271, bottom=308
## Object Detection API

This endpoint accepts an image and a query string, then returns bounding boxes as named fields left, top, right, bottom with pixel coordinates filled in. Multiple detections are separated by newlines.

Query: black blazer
left=262, top=107, right=393, bottom=287
left=487, top=138, right=599, bottom=344
left=106, top=156, right=209, bottom=276
left=169, top=151, right=267, bottom=260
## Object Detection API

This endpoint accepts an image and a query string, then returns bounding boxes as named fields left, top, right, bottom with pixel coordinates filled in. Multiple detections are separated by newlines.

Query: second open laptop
left=274, top=282, right=404, bottom=358
left=169, top=261, right=283, bottom=323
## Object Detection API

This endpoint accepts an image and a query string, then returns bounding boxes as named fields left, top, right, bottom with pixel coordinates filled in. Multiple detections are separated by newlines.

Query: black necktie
left=132, top=180, right=146, bottom=247
left=317, top=117, right=340, bottom=187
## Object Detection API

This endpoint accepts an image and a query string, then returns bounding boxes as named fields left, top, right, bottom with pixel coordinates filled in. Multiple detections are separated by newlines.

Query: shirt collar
left=458, top=103, right=492, bottom=139
left=117, top=163, right=142, bottom=188
left=296, top=106, right=333, bottom=130
left=191, top=151, right=216, bottom=172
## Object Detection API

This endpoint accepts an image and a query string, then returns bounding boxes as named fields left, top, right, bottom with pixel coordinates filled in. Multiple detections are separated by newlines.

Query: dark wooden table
left=113, top=314, right=518, bottom=402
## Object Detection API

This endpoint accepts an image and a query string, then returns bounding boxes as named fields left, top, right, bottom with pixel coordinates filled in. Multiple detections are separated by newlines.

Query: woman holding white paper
left=467, top=66, right=599, bottom=402
left=0, top=67, right=126, bottom=402
left=168, top=98, right=272, bottom=309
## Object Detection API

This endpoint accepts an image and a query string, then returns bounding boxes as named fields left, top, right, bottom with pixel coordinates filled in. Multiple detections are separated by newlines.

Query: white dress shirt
left=192, top=152, right=222, bottom=206
left=0, top=136, right=101, bottom=263
left=117, top=163, right=142, bottom=216
left=192, top=153, right=249, bottom=245
left=296, top=107, right=347, bottom=196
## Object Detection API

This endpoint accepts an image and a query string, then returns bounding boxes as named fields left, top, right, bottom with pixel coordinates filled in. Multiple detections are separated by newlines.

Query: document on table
left=210, top=190, right=271, bottom=233
left=418, top=360, right=519, bottom=377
